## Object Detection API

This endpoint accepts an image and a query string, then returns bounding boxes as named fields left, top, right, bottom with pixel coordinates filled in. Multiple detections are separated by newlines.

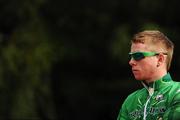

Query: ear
left=157, top=53, right=165, bottom=67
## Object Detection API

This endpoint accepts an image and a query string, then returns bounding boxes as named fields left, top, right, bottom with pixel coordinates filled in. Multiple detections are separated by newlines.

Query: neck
left=145, top=70, right=167, bottom=84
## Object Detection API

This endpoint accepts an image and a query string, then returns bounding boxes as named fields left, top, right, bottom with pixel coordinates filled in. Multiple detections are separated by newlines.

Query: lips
left=132, top=69, right=140, bottom=75
left=132, top=69, right=138, bottom=72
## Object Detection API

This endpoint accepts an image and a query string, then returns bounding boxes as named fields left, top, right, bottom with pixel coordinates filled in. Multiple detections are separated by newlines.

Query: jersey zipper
left=142, top=82, right=154, bottom=120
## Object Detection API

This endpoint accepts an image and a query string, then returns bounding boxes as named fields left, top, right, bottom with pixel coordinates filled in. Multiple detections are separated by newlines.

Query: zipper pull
left=149, top=87, right=154, bottom=96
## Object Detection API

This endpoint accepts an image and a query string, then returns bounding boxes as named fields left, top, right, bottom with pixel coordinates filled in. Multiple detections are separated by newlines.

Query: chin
left=134, top=76, right=143, bottom=81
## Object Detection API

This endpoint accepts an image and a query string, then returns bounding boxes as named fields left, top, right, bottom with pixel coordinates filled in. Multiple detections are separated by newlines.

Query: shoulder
left=172, top=81, right=180, bottom=95
left=169, top=81, right=180, bottom=102
left=170, top=81, right=180, bottom=92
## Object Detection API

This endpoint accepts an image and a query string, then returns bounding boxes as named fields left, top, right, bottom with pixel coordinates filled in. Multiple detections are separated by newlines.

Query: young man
left=117, top=30, right=180, bottom=120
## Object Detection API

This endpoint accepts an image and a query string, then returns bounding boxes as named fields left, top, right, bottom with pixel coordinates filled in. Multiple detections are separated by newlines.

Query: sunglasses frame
left=129, top=52, right=165, bottom=61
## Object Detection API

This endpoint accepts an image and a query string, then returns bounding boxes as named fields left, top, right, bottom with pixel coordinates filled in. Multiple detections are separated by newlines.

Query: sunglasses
left=129, top=52, right=168, bottom=61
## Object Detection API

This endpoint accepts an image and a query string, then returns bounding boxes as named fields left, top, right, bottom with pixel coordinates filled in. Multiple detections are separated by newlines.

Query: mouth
left=132, top=69, right=138, bottom=72
left=132, top=69, right=140, bottom=74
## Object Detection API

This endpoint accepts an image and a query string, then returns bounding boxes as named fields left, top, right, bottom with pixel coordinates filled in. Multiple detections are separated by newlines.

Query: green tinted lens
left=129, top=52, right=158, bottom=61
left=132, top=52, right=145, bottom=60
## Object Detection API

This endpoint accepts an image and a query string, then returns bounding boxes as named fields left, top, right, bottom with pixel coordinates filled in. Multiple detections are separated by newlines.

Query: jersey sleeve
left=163, top=89, right=180, bottom=120
left=117, top=91, right=139, bottom=120
left=117, top=102, right=129, bottom=120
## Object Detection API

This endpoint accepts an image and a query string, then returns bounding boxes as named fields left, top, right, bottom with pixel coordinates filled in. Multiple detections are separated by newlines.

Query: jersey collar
left=142, top=73, right=172, bottom=91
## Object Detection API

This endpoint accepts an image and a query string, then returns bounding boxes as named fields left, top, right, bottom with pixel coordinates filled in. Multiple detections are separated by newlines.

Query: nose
left=129, top=58, right=136, bottom=66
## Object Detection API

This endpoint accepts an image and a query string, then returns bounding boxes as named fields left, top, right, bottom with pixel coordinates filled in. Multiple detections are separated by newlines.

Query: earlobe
left=157, top=63, right=160, bottom=67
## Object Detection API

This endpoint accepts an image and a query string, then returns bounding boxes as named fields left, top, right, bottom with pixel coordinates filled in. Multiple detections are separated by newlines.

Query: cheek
left=139, top=60, right=157, bottom=74
left=141, top=61, right=157, bottom=75
left=144, top=58, right=158, bottom=67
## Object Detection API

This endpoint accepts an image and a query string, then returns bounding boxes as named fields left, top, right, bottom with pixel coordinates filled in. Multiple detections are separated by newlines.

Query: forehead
left=130, top=43, right=150, bottom=52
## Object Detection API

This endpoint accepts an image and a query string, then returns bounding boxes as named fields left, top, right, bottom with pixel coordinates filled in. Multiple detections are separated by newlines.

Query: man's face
left=129, top=43, right=159, bottom=81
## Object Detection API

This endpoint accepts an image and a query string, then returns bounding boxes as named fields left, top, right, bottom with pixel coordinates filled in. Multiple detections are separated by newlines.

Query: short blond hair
left=131, top=30, right=174, bottom=70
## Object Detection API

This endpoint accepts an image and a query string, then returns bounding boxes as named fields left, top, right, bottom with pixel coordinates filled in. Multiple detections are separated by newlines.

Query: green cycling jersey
left=117, top=73, right=180, bottom=120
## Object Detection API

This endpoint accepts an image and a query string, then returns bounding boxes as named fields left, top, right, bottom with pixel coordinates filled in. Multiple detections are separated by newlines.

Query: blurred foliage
left=0, top=0, right=180, bottom=120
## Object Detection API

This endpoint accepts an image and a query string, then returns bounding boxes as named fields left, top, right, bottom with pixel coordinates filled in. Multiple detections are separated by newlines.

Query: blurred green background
left=0, top=0, right=180, bottom=119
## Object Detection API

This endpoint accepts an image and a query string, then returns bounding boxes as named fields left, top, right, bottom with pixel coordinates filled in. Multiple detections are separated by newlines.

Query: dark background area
left=0, top=0, right=180, bottom=119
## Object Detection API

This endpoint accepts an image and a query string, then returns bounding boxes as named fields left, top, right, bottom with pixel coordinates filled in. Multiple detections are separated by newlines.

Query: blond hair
left=131, top=30, right=174, bottom=70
